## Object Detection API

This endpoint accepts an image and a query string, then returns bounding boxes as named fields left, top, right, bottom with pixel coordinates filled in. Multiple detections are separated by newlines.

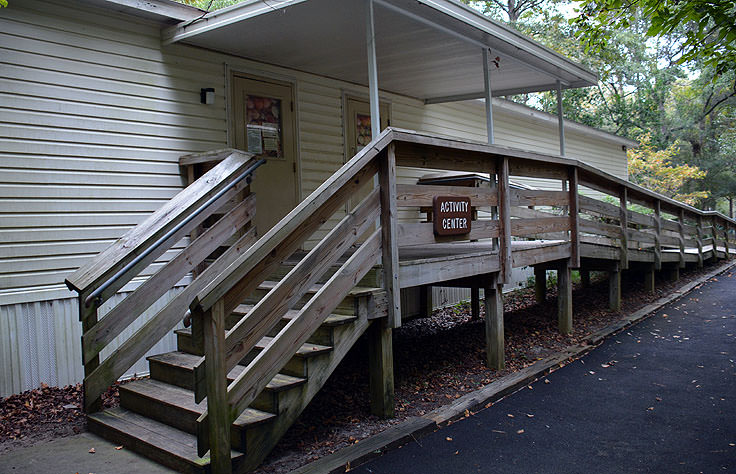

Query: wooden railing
left=66, top=128, right=735, bottom=473
left=187, top=129, right=401, bottom=471
left=65, top=150, right=262, bottom=411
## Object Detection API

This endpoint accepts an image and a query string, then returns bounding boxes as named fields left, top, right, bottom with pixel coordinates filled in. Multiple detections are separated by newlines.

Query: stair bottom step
left=88, top=407, right=243, bottom=474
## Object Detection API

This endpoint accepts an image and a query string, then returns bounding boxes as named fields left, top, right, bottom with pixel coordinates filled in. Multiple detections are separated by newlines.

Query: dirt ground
left=0, top=263, right=721, bottom=468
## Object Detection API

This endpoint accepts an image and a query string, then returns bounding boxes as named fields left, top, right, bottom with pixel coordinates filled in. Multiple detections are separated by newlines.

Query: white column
left=482, top=48, right=495, bottom=145
left=366, top=0, right=381, bottom=139
left=556, top=80, right=565, bottom=156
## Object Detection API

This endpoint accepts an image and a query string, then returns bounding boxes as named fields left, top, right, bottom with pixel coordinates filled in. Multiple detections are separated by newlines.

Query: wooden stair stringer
left=237, top=311, right=372, bottom=472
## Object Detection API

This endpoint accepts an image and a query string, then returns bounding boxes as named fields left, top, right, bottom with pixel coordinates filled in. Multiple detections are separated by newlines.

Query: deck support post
left=568, top=167, right=580, bottom=267
left=619, top=187, right=629, bottom=270
left=471, top=286, right=481, bottom=320
left=653, top=200, right=662, bottom=271
left=678, top=209, right=686, bottom=268
left=379, top=144, right=401, bottom=328
left=664, top=265, right=679, bottom=282
left=200, top=299, right=232, bottom=473
left=712, top=215, right=721, bottom=260
left=419, top=285, right=433, bottom=318
left=498, top=157, right=512, bottom=283
left=644, top=264, right=655, bottom=295
left=557, top=261, right=572, bottom=334
left=534, top=266, right=546, bottom=303
left=580, top=269, right=591, bottom=288
left=368, top=318, right=394, bottom=418
left=484, top=277, right=504, bottom=370
left=724, top=221, right=731, bottom=259
left=696, top=215, right=704, bottom=268
left=80, top=299, right=102, bottom=413
left=608, top=264, right=621, bottom=312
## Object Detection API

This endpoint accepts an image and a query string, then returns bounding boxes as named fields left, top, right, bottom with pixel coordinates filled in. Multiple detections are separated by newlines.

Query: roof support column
left=556, top=80, right=565, bottom=156
left=366, top=0, right=381, bottom=139
left=482, top=48, right=495, bottom=145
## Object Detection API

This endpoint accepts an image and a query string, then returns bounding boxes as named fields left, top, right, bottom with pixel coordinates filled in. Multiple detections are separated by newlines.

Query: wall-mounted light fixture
left=200, top=88, right=215, bottom=105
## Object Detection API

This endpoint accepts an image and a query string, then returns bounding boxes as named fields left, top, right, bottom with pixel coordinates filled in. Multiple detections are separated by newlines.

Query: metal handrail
left=85, top=158, right=266, bottom=308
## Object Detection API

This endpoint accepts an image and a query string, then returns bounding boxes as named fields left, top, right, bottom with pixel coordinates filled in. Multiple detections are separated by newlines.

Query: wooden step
left=147, top=350, right=315, bottom=394
left=182, top=308, right=357, bottom=350
left=88, top=406, right=244, bottom=474
left=118, top=379, right=276, bottom=450
left=243, top=282, right=381, bottom=315
left=270, top=259, right=382, bottom=287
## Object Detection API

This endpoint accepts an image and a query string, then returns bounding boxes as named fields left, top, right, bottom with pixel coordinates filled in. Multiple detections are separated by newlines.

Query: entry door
left=232, top=75, right=298, bottom=235
left=345, top=97, right=389, bottom=210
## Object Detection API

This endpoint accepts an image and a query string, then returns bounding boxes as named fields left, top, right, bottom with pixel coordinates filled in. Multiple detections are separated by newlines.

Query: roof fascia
left=162, top=0, right=309, bottom=44
left=80, top=0, right=204, bottom=22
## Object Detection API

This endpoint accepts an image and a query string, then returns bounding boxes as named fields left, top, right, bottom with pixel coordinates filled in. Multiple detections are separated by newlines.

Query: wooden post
left=379, top=144, right=401, bottom=328
left=484, top=277, right=504, bottom=370
left=580, top=269, right=590, bottom=288
left=80, top=297, right=102, bottom=413
left=471, top=287, right=480, bottom=320
left=557, top=261, right=572, bottom=334
left=419, top=285, right=432, bottom=318
left=712, top=215, right=720, bottom=260
left=534, top=266, right=546, bottom=304
left=724, top=220, right=731, bottom=259
left=696, top=214, right=704, bottom=268
left=678, top=209, right=686, bottom=268
left=368, top=318, right=394, bottom=418
left=644, top=264, right=655, bottom=295
left=653, top=200, right=662, bottom=271
left=568, top=167, right=580, bottom=268
left=498, top=157, right=512, bottom=284
left=619, top=187, right=629, bottom=270
left=608, top=264, right=621, bottom=312
left=665, top=265, right=679, bottom=282
left=199, top=299, right=231, bottom=473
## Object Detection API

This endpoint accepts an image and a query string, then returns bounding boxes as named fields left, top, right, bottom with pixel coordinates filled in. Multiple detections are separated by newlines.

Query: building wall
left=0, top=0, right=630, bottom=394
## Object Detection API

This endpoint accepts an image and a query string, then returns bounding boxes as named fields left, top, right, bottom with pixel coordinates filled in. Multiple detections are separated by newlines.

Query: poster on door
left=355, top=113, right=372, bottom=152
left=246, top=95, right=283, bottom=159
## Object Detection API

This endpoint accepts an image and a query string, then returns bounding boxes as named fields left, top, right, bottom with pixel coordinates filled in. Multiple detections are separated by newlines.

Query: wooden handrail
left=65, top=150, right=260, bottom=411
left=65, top=151, right=256, bottom=300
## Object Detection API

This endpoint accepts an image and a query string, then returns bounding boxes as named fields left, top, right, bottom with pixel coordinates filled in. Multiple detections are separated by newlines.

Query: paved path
left=357, top=269, right=736, bottom=473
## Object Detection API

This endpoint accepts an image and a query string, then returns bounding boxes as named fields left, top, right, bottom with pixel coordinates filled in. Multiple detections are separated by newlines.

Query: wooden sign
left=433, top=196, right=472, bottom=236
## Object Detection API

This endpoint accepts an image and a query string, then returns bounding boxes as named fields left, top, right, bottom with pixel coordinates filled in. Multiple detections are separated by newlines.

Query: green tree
left=628, top=133, right=709, bottom=205
left=572, top=0, right=736, bottom=76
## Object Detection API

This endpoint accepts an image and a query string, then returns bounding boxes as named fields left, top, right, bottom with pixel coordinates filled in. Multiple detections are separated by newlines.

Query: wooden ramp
left=64, top=129, right=736, bottom=473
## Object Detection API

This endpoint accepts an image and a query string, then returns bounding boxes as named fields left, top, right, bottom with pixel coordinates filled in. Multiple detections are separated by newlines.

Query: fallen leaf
left=507, top=414, right=514, bottom=418
left=115, top=446, right=123, bottom=450
left=88, top=448, right=95, bottom=454
left=544, top=379, right=550, bottom=384
left=446, top=437, right=453, bottom=441
left=454, top=450, right=459, bottom=455
left=464, top=409, right=470, bottom=418
left=517, top=429, right=524, bottom=434
left=647, top=407, right=654, bottom=411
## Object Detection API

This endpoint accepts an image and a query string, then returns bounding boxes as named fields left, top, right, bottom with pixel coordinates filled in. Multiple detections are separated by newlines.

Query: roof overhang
left=162, top=0, right=598, bottom=102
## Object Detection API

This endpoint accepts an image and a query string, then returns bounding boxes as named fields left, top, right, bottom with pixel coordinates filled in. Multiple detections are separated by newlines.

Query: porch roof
left=162, top=0, right=598, bottom=102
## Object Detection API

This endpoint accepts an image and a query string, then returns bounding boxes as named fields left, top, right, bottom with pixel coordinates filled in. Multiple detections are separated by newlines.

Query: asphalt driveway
left=356, top=269, right=736, bottom=473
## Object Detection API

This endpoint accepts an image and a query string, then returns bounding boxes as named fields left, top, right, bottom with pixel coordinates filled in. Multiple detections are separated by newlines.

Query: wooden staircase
left=88, top=273, right=382, bottom=473
left=66, top=138, right=400, bottom=473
